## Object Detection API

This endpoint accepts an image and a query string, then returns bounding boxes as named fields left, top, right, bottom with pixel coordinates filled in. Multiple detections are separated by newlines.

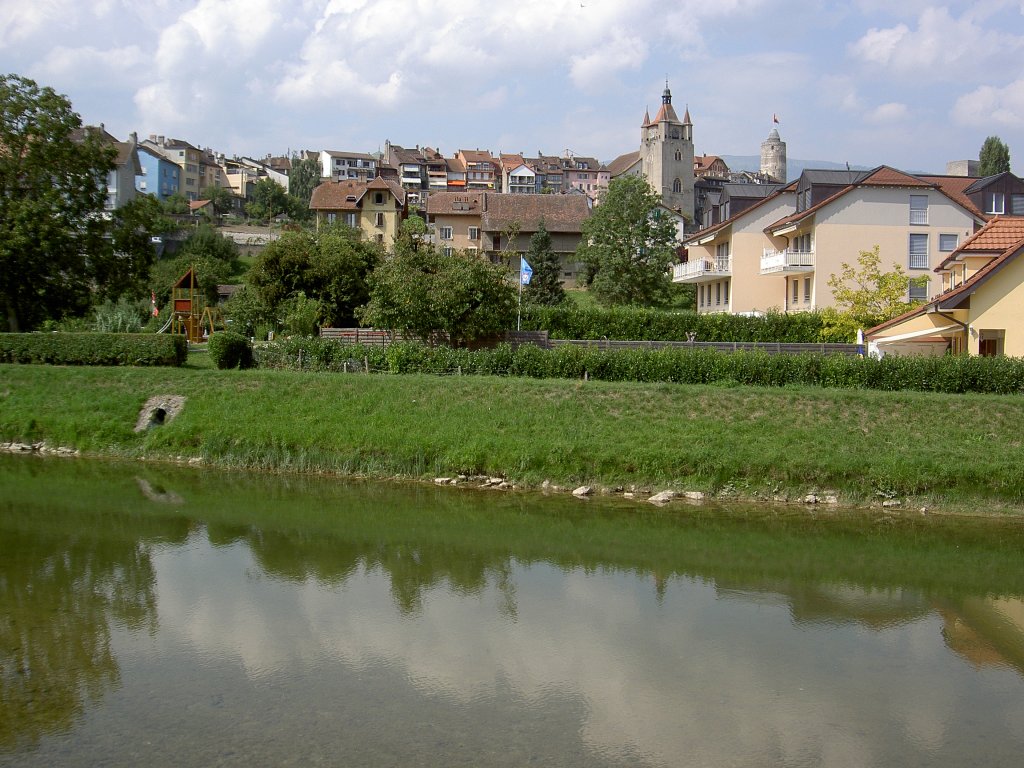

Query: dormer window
left=987, top=192, right=1005, bottom=214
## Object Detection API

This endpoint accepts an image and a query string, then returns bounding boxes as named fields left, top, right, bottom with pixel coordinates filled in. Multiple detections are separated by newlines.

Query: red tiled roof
left=309, top=177, right=405, bottom=210
left=867, top=217, right=1024, bottom=336
left=481, top=194, right=591, bottom=233
left=426, top=191, right=486, bottom=216
left=917, top=175, right=984, bottom=218
left=859, top=167, right=932, bottom=187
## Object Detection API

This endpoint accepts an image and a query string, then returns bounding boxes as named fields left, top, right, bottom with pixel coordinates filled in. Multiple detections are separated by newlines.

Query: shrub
left=0, top=332, right=186, bottom=366
left=208, top=331, right=254, bottom=370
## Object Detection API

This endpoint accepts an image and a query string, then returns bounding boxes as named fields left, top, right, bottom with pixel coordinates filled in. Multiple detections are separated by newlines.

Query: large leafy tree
left=247, top=224, right=381, bottom=327
left=288, top=154, right=321, bottom=214
left=827, top=245, right=928, bottom=329
left=246, top=177, right=293, bottom=221
left=149, top=223, right=240, bottom=306
left=359, top=229, right=515, bottom=346
left=0, top=74, right=117, bottom=331
left=522, top=222, right=565, bottom=306
left=979, top=136, right=1011, bottom=177
left=576, top=175, right=680, bottom=306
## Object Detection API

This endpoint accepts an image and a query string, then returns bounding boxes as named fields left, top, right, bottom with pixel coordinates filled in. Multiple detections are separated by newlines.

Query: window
left=909, top=234, right=929, bottom=269
left=672, top=178, right=681, bottom=193
left=804, top=277, right=811, bottom=303
left=909, top=195, right=928, bottom=225
left=699, top=285, right=704, bottom=307
left=715, top=282, right=721, bottom=305
left=723, top=280, right=729, bottom=305
left=375, top=212, right=385, bottom=227
left=443, top=246, right=453, bottom=257
left=468, top=226, right=480, bottom=240
left=376, top=234, right=384, bottom=244
left=909, top=278, right=929, bottom=301
left=1012, top=194, right=1024, bottom=215
left=327, top=212, right=337, bottom=224
left=792, top=279, right=799, bottom=303
left=939, top=234, right=958, bottom=252
left=987, top=192, right=1006, bottom=214
left=374, top=192, right=384, bottom=204
left=343, top=212, right=358, bottom=228
left=439, top=226, right=453, bottom=240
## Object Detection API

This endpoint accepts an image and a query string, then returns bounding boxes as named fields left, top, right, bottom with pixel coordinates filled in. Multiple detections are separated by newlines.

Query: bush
left=251, top=337, right=1024, bottom=395
left=0, top=332, right=186, bottom=366
left=208, top=331, right=254, bottom=370
left=520, top=305, right=827, bottom=343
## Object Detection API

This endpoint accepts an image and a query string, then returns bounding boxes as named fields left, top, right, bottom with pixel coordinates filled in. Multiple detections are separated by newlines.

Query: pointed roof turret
left=683, top=105, right=692, bottom=125
left=642, top=107, right=651, bottom=127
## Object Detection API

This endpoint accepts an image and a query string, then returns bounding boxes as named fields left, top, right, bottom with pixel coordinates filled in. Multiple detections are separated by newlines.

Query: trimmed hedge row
left=0, top=332, right=187, bottom=367
left=208, top=331, right=254, bottom=370
left=256, top=338, right=1024, bottom=394
left=520, top=305, right=827, bottom=343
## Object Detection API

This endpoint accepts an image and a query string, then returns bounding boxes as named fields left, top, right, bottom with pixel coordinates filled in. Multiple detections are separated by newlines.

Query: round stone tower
left=760, top=126, right=787, bottom=183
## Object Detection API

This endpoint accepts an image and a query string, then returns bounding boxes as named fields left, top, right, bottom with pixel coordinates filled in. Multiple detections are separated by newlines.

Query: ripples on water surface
left=1, top=456, right=1024, bottom=767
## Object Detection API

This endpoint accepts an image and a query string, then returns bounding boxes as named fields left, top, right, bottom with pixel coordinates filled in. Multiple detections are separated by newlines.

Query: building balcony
left=761, top=248, right=815, bottom=274
left=672, top=257, right=731, bottom=283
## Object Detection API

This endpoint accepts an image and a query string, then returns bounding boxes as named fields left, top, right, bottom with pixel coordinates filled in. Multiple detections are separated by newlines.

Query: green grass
left=2, top=363, right=1023, bottom=512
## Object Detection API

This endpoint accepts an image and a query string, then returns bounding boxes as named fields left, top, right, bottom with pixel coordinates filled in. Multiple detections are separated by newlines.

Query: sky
left=1, top=0, right=1022, bottom=174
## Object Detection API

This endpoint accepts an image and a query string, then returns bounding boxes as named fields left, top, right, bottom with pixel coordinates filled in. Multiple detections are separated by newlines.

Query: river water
left=2, top=455, right=1024, bottom=767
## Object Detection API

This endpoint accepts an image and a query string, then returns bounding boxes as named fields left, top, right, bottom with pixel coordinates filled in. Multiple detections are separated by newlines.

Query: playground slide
left=156, top=316, right=174, bottom=334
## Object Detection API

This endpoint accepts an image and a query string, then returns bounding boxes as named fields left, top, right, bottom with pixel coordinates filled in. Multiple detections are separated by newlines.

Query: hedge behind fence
left=520, top=305, right=828, bottom=343
left=256, top=337, right=1024, bottom=395
left=0, top=332, right=187, bottom=367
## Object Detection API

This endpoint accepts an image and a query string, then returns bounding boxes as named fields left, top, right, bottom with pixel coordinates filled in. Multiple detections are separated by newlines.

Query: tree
left=205, top=185, right=234, bottom=216
left=246, top=177, right=292, bottom=221
left=522, top=222, right=565, bottom=306
left=247, top=224, right=381, bottom=327
left=979, top=136, right=1011, bottom=177
left=98, top=194, right=174, bottom=303
left=576, top=175, right=680, bottom=306
left=149, top=223, right=240, bottom=306
left=288, top=154, right=321, bottom=214
left=827, top=245, right=928, bottom=328
left=162, top=193, right=190, bottom=215
left=0, top=74, right=117, bottom=331
left=359, top=239, right=516, bottom=346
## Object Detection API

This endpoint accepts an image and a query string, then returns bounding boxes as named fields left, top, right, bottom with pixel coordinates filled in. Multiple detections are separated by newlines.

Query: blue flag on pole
left=520, top=257, right=533, bottom=285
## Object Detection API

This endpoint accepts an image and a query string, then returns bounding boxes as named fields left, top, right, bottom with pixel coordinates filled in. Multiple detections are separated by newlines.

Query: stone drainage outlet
left=135, top=395, right=187, bottom=433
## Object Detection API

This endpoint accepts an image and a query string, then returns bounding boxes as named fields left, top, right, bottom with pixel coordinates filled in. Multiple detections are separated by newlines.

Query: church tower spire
left=639, top=79, right=694, bottom=219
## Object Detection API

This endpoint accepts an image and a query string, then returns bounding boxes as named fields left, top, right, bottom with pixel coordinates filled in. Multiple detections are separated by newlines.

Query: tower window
left=675, top=150, right=681, bottom=161
left=673, top=178, right=681, bottom=193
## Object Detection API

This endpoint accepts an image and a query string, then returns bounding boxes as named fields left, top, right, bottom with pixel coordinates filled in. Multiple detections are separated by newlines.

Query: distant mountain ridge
left=720, top=155, right=872, bottom=180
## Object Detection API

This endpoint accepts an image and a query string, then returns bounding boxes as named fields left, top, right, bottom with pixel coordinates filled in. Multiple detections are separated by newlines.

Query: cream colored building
left=308, top=177, right=407, bottom=248
left=867, top=217, right=1024, bottom=356
left=678, top=166, right=988, bottom=315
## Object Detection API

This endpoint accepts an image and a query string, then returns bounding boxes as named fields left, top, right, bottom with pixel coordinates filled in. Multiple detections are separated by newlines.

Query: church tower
left=760, top=123, right=787, bottom=183
left=640, top=81, right=694, bottom=219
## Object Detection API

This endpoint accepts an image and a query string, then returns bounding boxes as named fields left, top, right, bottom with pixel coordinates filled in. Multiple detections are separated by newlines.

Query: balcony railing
left=761, top=248, right=815, bottom=274
left=672, top=257, right=731, bottom=283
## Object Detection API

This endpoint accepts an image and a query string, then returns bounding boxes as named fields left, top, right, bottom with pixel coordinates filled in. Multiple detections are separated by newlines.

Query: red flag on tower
left=773, top=113, right=779, bottom=124
left=151, top=291, right=159, bottom=317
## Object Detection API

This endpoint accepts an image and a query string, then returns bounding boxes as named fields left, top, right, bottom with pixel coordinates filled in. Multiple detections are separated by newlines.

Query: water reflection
left=2, top=456, right=1024, bottom=767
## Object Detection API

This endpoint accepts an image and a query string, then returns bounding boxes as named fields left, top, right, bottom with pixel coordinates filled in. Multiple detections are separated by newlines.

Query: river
left=2, top=455, right=1023, bottom=767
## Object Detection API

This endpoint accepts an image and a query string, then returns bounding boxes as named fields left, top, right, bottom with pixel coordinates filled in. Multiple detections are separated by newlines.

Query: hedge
left=255, top=338, right=1024, bottom=395
left=520, top=305, right=828, bottom=343
left=0, top=332, right=187, bottom=367
left=208, top=331, right=254, bottom=370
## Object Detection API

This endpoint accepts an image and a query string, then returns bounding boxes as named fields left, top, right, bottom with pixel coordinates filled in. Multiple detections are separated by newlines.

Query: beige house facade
left=866, top=217, right=1024, bottom=356
left=679, top=166, right=987, bottom=315
left=308, top=177, right=407, bottom=248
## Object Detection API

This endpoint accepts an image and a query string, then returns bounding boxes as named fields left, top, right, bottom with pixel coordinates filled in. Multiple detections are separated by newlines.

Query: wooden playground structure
left=160, top=267, right=225, bottom=343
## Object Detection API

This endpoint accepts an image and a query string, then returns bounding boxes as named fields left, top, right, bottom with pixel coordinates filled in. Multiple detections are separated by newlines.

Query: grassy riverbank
left=2, top=360, right=1023, bottom=512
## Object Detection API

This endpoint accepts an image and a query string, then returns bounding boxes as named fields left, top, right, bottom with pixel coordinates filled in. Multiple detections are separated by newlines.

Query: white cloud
left=569, top=34, right=648, bottom=89
left=36, top=45, right=148, bottom=85
left=848, top=6, right=1024, bottom=80
left=0, top=0, right=79, bottom=46
left=865, top=101, right=909, bottom=123
left=953, top=79, right=1024, bottom=126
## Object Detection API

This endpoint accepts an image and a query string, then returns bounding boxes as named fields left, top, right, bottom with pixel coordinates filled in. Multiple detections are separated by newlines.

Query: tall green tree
left=288, top=154, right=322, bottom=212
left=149, top=223, right=240, bottom=306
left=827, top=245, right=928, bottom=329
left=979, top=136, right=1011, bottom=176
left=0, top=74, right=116, bottom=331
left=247, top=224, right=381, bottom=327
left=205, top=185, right=234, bottom=215
left=576, top=175, right=680, bottom=306
left=246, top=177, right=292, bottom=221
left=359, top=238, right=515, bottom=346
left=522, top=222, right=565, bottom=306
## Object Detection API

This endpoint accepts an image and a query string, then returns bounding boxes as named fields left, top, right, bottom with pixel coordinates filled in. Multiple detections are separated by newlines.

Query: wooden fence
left=319, top=328, right=861, bottom=356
